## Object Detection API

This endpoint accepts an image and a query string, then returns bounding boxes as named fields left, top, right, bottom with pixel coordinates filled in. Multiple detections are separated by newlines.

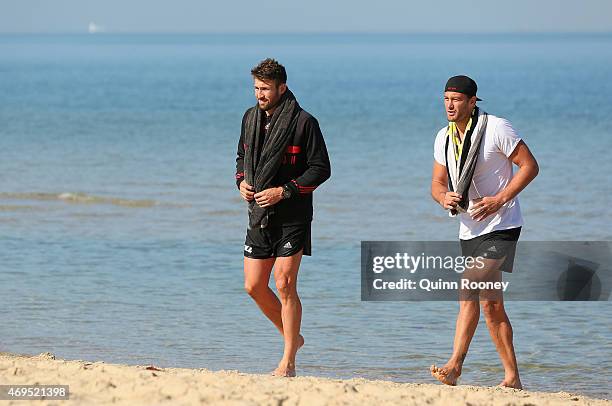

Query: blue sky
left=1, top=0, right=611, bottom=33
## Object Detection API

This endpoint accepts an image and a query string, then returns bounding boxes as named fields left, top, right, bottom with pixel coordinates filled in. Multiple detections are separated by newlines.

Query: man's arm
left=235, top=133, right=245, bottom=189
left=236, top=113, right=254, bottom=202
left=287, top=117, right=331, bottom=196
left=497, top=140, right=539, bottom=203
left=470, top=140, right=539, bottom=221
left=431, top=161, right=462, bottom=210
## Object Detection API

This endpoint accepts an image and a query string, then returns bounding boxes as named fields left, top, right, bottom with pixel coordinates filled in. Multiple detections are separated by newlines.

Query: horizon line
left=0, top=30, right=611, bottom=35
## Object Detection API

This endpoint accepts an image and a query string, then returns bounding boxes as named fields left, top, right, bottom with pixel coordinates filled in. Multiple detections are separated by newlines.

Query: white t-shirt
left=433, top=114, right=524, bottom=240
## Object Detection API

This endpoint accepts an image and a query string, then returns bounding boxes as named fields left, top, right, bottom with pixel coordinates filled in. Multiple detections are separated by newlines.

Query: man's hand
left=440, top=192, right=462, bottom=210
left=469, top=195, right=504, bottom=221
left=239, top=180, right=255, bottom=202
left=254, top=187, right=283, bottom=208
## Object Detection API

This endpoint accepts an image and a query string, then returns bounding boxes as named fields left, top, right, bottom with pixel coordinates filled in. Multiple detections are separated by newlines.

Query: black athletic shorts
left=244, top=223, right=311, bottom=259
left=460, top=227, right=521, bottom=273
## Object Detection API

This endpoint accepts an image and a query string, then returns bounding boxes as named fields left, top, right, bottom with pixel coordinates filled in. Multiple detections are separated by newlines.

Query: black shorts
left=244, top=223, right=311, bottom=259
left=460, top=227, right=521, bottom=273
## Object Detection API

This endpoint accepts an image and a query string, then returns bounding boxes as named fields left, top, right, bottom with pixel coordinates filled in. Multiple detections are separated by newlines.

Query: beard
left=259, top=98, right=280, bottom=112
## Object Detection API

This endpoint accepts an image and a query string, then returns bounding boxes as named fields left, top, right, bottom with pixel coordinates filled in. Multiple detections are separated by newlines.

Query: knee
left=244, top=281, right=265, bottom=297
left=458, top=300, right=480, bottom=320
left=460, top=299, right=480, bottom=311
left=275, top=275, right=296, bottom=299
left=481, top=301, right=505, bottom=320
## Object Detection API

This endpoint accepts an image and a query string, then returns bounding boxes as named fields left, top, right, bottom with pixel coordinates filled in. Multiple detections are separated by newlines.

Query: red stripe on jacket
left=286, top=145, right=301, bottom=154
left=290, top=179, right=318, bottom=194
left=298, top=185, right=317, bottom=194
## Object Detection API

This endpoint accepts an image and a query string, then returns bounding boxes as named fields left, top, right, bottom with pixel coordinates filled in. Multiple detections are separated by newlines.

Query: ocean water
left=1, top=33, right=611, bottom=398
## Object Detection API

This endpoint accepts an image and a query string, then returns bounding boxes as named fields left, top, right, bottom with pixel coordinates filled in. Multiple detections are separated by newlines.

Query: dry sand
left=0, top=352, right=609, bottom=405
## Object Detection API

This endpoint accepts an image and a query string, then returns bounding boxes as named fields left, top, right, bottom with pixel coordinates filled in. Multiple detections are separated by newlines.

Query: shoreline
left=0, top=352, right=609, bottom=405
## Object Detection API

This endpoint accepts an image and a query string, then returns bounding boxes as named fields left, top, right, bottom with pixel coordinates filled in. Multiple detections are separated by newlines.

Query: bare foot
left=499, top=376, right=522, bottom=390
left=430, top=364, right=460, bottom=386
left=270, top=335, right=303, bottom=377
left=271, top=366, right=296, bottom=377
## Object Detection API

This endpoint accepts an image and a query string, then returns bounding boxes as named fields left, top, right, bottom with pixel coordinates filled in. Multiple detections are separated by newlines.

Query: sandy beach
left=0, top=352, right=608, bottom=405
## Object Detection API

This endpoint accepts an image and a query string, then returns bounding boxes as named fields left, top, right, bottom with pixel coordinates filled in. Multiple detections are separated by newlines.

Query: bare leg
left=431, top=298, right=479, bottom=385
left=271, top=250, right=303, bottom=377
left=244, top=257, right=305, bottom=347
left=481, top=297, right=522, bottom=389
left=478, top=259, right=522, bottom=390
left=244, top=257, right=283, bottom=332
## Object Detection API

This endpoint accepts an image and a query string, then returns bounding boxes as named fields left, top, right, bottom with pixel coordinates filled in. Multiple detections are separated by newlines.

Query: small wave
left=204, top=209, right=241, bottom=216
left=0, top=205, right=41, bottom=212
left=0, top=192, right=158, bottom=208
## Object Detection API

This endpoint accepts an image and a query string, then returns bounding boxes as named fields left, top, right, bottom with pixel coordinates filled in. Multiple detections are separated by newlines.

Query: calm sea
left=1, top=33, right=611, bottom=398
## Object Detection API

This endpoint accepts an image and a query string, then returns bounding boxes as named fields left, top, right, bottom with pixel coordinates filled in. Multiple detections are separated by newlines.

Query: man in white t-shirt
left=430, top=75, right=539, bottom=389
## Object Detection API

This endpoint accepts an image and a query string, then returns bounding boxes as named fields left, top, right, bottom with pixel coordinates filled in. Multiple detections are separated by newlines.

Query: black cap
left=445, top=75, right=482, bottom=101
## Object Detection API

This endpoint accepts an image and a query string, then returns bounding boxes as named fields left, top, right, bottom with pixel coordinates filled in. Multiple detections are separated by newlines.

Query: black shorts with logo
left=460, top=227, right=521, bottom=273
left=244, top=223, right=312, bottom=259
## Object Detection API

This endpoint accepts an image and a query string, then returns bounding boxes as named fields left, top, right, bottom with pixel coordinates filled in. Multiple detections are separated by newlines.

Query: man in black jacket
left=235, top=58, right=331, bottom=377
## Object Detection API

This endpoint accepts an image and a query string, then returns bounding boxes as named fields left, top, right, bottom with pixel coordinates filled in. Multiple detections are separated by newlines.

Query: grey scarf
left=445, top=108, right=488, bottom=216
left=243, top=89, right=300, bottom=228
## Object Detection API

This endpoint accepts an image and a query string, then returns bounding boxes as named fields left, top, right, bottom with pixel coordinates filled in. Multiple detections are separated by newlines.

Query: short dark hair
left=251, top=58, right=287, bottom=84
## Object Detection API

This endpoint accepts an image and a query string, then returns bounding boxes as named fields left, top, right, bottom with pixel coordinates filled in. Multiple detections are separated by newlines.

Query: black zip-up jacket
left=235, top=107, right=331, bottom=226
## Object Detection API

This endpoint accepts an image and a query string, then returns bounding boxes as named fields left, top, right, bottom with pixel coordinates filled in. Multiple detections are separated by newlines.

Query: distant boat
left=88, top=22, right=105, bottom=34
